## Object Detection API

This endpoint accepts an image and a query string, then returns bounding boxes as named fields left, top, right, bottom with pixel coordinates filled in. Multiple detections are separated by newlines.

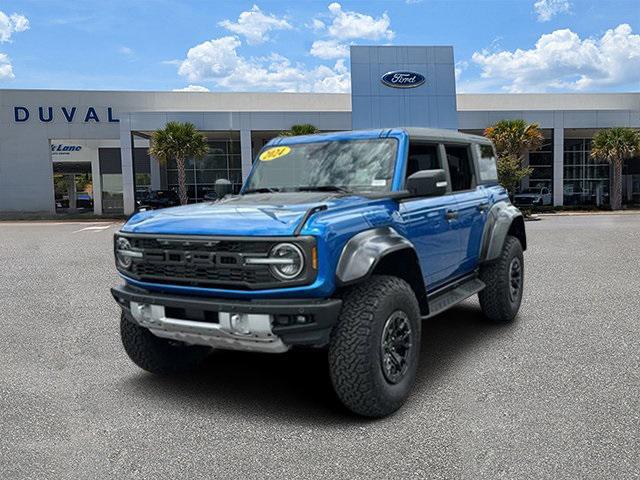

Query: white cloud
left=219, top=4, right=291, bottom=45
left=308, top=3, right=393, bottom=59
left=310, top=39, right=349, bottom=59
left=471, top=24, right=640, bottom=92
left=533, top=0, right=571, bottom=22
left=0, top=52, right=14, bottom=79
left=325, top=2, right=394, bottom=41
left=178, top=36, right=243, bottom=81
left=118, top=46, right=134, bottom=56
left=173, top=85, right=210, bottom=92
left=0, top=11, right=28, bottom=81
left=309, top=18, right=325, bottom=32
left=177, top=35, right=350, bottom=92
left=0, top=11, right=29, bottom=43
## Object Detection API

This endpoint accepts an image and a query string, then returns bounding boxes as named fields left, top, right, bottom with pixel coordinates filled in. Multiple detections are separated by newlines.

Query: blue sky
left=0, top=0, right=638, bottom=93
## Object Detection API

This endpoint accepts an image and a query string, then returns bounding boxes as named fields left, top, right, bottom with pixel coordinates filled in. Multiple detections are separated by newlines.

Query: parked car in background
left=135, top=190, right=180, bottom=210
left=55, top=192, right=93, bottom=210
left=514, top=186, right=552, bottom=206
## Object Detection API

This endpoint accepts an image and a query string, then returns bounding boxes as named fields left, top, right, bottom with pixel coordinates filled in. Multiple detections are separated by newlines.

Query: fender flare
left=336, top=227, right=417, bottom=286
left=479, top=201, right=526, bottom=262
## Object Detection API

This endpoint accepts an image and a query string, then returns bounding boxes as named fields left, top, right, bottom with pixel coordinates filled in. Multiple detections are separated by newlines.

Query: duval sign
left=13, top=106, right=119, bottom=123
left=380, top=71, right=426, bottom=89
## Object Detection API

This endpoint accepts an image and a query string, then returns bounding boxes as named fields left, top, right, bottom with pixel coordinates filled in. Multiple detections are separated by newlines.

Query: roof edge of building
left=457, top=92, right=640, bottom=111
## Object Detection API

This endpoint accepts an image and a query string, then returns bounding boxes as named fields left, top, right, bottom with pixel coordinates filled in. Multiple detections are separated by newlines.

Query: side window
left=405, top=142, right=440, bottom=179
left=478, top=144, right=499, bottom=183
left=445, top=145, right=475, bottom=191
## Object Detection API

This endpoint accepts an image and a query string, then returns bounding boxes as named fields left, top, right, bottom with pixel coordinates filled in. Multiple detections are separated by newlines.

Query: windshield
left=244, top=138, right=398, bottom=193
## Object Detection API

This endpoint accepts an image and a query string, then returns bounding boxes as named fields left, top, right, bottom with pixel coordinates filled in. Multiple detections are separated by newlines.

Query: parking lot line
left=72, top=224, right=114, bottom=233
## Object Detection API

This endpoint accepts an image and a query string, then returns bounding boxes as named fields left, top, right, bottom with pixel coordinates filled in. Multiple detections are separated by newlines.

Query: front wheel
left=120, top=313, right=211, bottom=375
left=479, top=235, right=524, bottom=323
left=329, top=275, right=421, bottom=418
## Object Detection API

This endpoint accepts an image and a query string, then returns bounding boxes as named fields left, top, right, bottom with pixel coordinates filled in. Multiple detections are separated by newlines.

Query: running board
left=423, top=275, right=486, bottom=319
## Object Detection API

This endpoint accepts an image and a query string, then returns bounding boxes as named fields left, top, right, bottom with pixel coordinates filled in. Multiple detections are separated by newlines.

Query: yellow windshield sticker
left=259, top=146, right=291, bottom=161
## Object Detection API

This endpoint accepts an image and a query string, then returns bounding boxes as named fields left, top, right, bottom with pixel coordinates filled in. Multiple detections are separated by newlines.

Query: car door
left=443, top=143, right=490, bottom=275
left=397, top=142, right=461, bottom=290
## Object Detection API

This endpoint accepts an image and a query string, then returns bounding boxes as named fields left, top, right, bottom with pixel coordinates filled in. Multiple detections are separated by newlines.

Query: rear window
left=478, top=144, right=498, bottom=182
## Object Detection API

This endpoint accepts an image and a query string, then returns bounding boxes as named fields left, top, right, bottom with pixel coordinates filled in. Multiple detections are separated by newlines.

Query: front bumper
left=111, top=284, right=342, bottom=352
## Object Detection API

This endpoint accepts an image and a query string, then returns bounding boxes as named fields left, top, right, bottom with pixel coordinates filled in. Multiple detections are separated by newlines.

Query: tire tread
left=329, top=275, right=420, bottom=417
left=479, top=235, right=524, bottom=323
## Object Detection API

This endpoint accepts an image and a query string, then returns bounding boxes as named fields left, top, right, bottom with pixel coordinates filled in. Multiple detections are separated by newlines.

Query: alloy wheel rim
left=380, top=310, right=413, bottom=384
left=508, top=257, right=522, bottom=303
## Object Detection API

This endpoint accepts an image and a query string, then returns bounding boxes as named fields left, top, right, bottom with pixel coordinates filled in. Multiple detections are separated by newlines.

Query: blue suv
left=112, top=128, right=526, bottom=417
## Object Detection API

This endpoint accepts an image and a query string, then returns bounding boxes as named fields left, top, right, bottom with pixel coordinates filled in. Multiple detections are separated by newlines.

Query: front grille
left=129, top=237, right=272, bottom=255
left=131, top=260, right=273, bottom=287
left=117, top=233, right=315, bottom=290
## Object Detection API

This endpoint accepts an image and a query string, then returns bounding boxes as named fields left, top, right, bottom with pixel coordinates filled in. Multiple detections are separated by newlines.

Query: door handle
left=478, top=202, right=489, bottom=212
left=445, top=210, right=458, bottom=220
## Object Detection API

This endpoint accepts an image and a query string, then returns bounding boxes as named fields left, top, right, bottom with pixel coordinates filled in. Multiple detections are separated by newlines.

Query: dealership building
left=1, top=45, right=639, bottom=216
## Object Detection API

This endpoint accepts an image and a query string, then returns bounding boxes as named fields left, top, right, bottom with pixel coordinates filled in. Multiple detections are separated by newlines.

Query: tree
left=279, top=124, right=319, bottom=137
left=484, top=119, right=544, bottom=196
left=149, top=121, right=209, bottom=205
left=590, top=127, right=640, bottom=210
left=496, top=154, right=534, bottom=197
left=485, top=119, right=544, bottom=158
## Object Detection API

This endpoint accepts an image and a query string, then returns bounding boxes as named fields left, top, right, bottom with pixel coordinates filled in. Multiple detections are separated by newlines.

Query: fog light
left=230, top=313, right=251, bottom=335
left=275, top=315, right=291, bottom=326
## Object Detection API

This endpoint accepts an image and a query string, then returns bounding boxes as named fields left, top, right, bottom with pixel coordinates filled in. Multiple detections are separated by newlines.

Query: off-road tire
left=329, top=275, right=421, bottom=418
left=120, top=312, right=211, bottom=375
left=479, top=235, right=524, bottom=323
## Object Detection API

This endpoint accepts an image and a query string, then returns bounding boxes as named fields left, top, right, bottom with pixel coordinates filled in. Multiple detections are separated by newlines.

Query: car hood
left=122, top=192, right=371, bottom=236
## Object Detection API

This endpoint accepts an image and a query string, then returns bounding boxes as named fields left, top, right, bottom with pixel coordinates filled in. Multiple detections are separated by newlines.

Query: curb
left=534, top=210, right=640, bottom=217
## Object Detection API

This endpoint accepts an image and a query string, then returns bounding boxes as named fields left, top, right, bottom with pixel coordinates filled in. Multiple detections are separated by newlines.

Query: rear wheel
left=479, top=235, right=524, bottom=323
left=329, top=275, right=421, bottom=418
left=120, top=313, right=211, bottom=375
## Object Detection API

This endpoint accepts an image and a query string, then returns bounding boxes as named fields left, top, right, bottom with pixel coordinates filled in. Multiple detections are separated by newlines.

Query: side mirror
left=406, top=169, right=448, bottom=197
left=214, top=178, right=233, bottom=198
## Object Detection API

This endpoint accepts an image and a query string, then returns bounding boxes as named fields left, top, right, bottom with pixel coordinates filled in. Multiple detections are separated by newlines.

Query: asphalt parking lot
left=0, top=214, right=638, bottom=479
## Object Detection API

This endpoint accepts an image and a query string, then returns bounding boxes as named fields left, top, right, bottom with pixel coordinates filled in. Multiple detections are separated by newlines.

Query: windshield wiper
left=243, top=187, right=281, bottom=194
left=294, top=185, right=351, bottom=193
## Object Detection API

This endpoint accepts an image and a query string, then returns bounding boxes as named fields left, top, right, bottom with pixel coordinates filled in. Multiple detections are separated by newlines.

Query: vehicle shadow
left=119, top=301, right=501, bottom=424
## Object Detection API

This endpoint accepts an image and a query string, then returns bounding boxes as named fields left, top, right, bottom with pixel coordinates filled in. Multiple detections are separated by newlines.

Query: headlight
left=115, top=236, right=141, bottom=270
left=268, top=243, right=304, bottom=280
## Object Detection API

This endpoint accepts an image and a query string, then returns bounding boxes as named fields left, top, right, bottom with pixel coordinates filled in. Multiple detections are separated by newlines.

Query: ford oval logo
left=381, top=71, right=426, bottom=89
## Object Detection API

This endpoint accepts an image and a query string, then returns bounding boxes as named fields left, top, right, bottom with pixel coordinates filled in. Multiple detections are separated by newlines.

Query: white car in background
left=514, top=187, right=552, bottom=206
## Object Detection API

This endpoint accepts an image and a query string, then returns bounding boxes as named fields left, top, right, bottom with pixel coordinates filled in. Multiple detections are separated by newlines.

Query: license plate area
left=164, top=306, right=219, bottom=323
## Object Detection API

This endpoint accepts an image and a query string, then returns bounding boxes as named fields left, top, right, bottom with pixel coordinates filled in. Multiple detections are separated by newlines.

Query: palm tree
left=149, top=121, right=209, bottom=205
left=590, top=127, right=640, bottom=210
left=484, top=119, right=544, bottom=197
left=279, top=124, right=319, bottom=137
left=484, top=119, right=545, bottom=159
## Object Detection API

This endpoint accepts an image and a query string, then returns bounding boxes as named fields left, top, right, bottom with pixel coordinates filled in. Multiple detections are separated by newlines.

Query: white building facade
left=0, top=46, right=638, bottom=216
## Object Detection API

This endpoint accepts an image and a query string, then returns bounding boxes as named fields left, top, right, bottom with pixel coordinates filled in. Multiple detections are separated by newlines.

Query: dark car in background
left=135, top=190, right=180, bottom=211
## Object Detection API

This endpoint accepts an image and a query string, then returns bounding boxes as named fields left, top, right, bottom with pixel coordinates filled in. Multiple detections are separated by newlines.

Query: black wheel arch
left=480, top=201, right=527, bottom=263
left=335, top=227, right=428, bottom=315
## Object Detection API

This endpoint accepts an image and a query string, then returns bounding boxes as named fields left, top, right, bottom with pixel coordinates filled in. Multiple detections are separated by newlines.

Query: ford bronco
left=111, top=128, right=526, bottom=417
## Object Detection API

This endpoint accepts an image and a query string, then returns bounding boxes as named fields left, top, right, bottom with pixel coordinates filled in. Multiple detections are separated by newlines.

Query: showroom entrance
left=52, top=161, right=94, bottom=214
left=50, top=139, right=124, bottom=216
